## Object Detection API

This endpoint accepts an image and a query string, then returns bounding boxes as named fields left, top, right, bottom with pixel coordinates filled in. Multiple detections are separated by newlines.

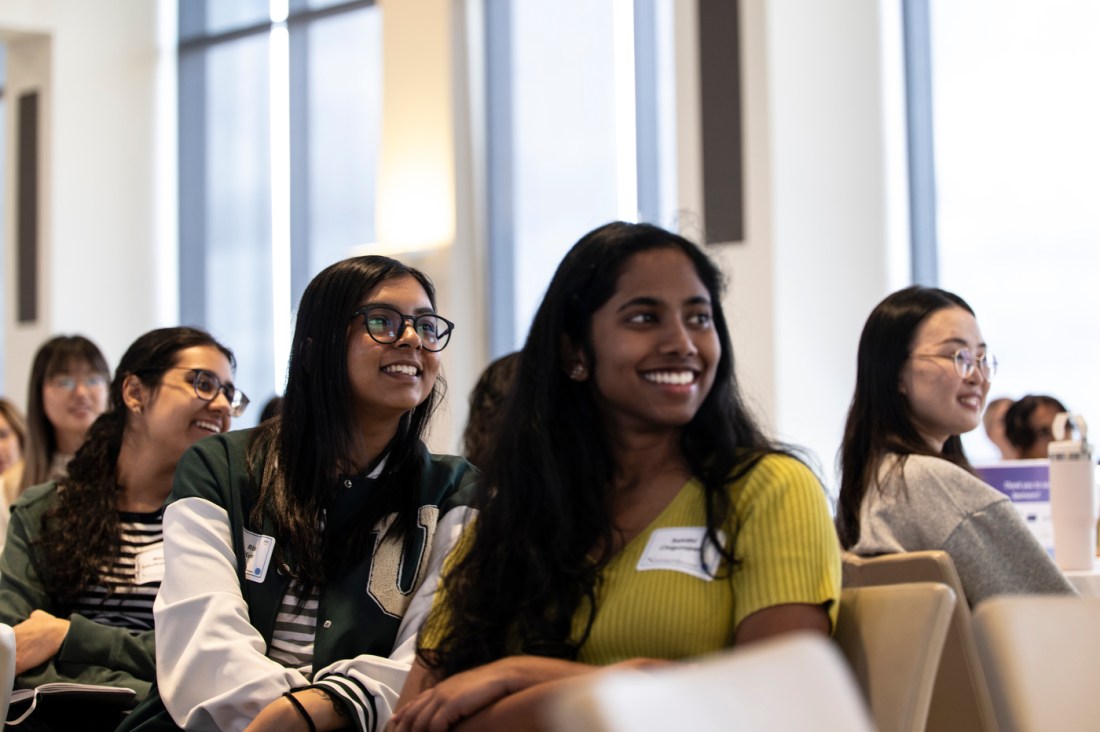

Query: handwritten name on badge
left=243, top=529, right=275, bottom=583
left=636, top=527, right=726, bottom=581
left=135, top=545, right=165, bottom=585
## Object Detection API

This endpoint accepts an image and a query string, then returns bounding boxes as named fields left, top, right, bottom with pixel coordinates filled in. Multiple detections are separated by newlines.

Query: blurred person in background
left=982, top=396, right=1017, bottom=460
left=0, top=398, right=27, bottom=475
left=1005, top=394, right=1069, bottom=460
left=0, top=336, right=110, bottom=542
left=9, top=335, right=111, bottom=494
left=461, top=352, right=520, bottom=470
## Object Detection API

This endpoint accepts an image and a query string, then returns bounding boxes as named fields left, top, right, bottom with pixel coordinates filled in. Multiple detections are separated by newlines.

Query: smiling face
left=41, top=359, right=109, bottom=454
left=583, top=247, right=720, bottom=439
left=128, top=345, right=235, bottom=466
left=346, top=275, right=442, bottom=430
left=899, top=306, right=990, bottom=451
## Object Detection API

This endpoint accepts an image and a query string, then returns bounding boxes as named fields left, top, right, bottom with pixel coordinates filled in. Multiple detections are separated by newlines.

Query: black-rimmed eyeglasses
left=350, top=306, right=455, bottom=352
left=166, top=367, right=250, bottom=417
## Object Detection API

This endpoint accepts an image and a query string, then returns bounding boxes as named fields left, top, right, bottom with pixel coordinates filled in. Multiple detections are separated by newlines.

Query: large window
left=486, top=0, right=679, bottom=354
left=178, top=0, right=381, bottom=425
left=917, top=1, right=1100, bottom=460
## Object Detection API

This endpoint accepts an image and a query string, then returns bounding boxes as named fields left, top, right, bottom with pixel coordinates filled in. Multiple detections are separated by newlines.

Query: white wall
left=374, top=0, right=488, bottom=454
left=676, top=0, right=908, bottom=492
left=0, top=0, right=176, bottom=407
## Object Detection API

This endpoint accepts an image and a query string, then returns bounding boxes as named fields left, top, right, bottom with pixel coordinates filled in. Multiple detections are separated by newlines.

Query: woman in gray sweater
left=836, top=286, right=1074, bottom=606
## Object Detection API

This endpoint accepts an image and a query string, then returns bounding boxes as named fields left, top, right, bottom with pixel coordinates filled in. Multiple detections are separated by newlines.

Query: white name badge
left=242, top=529, right=275, bottom=584
left=636, top=527, right=727, bottom=581
left=134, top=545, right=165, bottom=586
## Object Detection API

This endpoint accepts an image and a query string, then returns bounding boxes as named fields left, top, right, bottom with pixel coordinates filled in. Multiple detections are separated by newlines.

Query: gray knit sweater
left=851, top=453, right=1076, bottom=606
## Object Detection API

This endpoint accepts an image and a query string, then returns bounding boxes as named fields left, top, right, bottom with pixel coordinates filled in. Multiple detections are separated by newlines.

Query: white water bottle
left=1047, top=413, right=1096, bottom=571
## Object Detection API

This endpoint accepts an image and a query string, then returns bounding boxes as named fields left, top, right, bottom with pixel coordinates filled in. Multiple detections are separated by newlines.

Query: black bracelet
left=283, top=691, right=317, bottom=732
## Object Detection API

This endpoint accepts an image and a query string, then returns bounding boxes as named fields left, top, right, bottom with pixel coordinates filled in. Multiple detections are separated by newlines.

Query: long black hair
left=422, top=221, right=783, bottom=678
left=246, top=255, right=445, bottom=592
left=836, top=285, right=977, bottom=549
left=38, top=327, right=234, bottom=604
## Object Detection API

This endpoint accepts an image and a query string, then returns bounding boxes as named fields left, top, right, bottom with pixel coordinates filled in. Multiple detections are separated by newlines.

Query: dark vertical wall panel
left=698, top=0, right=744, bottom=243
left=17, top=92, right=38, bottom=322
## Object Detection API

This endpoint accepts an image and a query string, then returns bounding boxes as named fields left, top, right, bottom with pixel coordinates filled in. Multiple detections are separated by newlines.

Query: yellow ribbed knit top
left=424, top=453, right=840, bottom=664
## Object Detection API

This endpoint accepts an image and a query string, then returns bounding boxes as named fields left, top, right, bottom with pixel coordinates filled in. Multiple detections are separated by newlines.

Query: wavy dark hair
left=462, top=352, right=521, bottom=470
left=421, top=221, right=785, bottom=678
left=21, top=335, right=110, bottom=493
left=836, top=285, right=977, bottom=549
left=37, top=327, right=234, bottom=604
left=1004, top=394, right=1067, bottom=455
left=246, top=255, right=445, bottom=593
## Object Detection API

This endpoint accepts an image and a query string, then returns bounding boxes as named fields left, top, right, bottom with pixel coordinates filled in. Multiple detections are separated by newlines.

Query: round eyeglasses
left=912, top=348, right=997, bottom=382
left=165, top=367, right=249, bottom=417
left=350, top=306, right=455, bottom=352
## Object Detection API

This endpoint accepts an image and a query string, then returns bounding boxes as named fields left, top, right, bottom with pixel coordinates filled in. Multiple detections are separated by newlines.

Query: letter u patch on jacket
left=366, top=505, right=439, bottom=617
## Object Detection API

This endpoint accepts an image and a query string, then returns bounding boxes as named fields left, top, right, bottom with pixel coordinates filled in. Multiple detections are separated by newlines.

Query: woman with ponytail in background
left=0, top=327, right=243, bottom=727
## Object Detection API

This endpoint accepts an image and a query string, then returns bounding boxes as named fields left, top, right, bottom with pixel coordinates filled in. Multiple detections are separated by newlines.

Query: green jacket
left=120, top=428, right=477, bottom=731
left=0, top=481, right=156, bottom=701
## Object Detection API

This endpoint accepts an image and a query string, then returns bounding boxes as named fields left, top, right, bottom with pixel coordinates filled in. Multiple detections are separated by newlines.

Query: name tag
left=134, top=545, right=165, bottom=585
left=636, top=527, right=726, bottom=581
left=243, top=529, right=275, bottom=583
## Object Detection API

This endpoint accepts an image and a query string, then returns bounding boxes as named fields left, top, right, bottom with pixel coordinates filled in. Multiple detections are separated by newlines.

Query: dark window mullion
left=485, top=0, right=515, bottom=357
left=903, top=0, right=939, bottom=286
left=178, top=47, right=208, bottom=327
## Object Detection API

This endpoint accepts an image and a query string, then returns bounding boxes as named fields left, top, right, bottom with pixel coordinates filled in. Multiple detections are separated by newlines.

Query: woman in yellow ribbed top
left=391, top=222, right=841, bottom=732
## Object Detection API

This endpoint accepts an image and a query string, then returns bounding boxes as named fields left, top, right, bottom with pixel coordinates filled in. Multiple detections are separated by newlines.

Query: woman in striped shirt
left=392, top=222, right=841, bottom=732
left=0, top=327, right=242, bottom=722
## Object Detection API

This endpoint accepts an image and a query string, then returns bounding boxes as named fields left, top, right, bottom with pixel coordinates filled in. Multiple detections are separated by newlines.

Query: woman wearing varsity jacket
left=120, top=256, right=476, bottom=732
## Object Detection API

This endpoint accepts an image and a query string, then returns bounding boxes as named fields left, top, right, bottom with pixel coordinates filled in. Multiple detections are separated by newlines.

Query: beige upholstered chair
left=835, top=583, right=956, bottom=732
left=843, top=550, right=999, bottom=732
left=973, top=595, right=1100, bottom=732
left=544, top=632, right=875, bottom=732
left=0, top=623, right=14, bottom=723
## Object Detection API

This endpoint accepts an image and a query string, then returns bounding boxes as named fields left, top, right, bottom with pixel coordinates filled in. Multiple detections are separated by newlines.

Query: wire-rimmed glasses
left=912, top=348, right=997, bottom=382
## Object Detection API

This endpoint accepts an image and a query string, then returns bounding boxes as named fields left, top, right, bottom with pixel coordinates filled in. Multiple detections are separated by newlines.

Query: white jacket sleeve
left=154, top=496, right=309, bottom=732
left=307, top=505, right=475, bottom=732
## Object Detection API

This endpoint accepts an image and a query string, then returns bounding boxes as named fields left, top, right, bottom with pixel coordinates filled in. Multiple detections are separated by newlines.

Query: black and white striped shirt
left=266, top=582, right=322, bottom=675
left=69, top=510, right=163, bottom=631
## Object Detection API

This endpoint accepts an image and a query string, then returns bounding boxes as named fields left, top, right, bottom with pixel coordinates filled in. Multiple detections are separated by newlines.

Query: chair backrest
left=544, top=632, right=876, bottom=732
left=0, top=623, right=14, bottom=723
left=973, top=595, right=1100, bottom=732
left=843, top=550, right=999, bottom=732
left=835, top=583, right=956, bottom=732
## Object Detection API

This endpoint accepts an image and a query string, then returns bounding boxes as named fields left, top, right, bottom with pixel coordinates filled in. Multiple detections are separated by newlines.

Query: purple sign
left=975, top=460, right=1054, bottom=555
